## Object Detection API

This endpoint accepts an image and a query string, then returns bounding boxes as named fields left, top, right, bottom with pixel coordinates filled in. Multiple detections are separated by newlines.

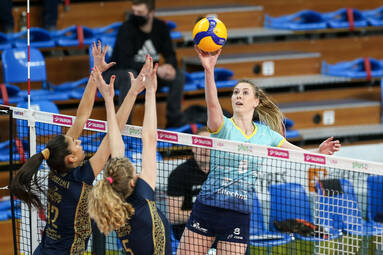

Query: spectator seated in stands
left=106, top=0, right=187, bottom=128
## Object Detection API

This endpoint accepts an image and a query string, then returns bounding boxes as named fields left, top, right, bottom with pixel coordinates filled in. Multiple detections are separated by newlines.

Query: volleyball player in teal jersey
left=10, top=41, right=147, bottom=255
left=177, top=46, right=341, bottom=255
left=88, top=55, right=172, bottom=255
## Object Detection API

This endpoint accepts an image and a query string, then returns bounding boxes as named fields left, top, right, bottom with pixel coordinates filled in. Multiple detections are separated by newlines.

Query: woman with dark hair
left=177, top=46, right=341, bottom=255
left=10, top=41, right=147, bottom=255
left=88, top=55, right=172, bottom=254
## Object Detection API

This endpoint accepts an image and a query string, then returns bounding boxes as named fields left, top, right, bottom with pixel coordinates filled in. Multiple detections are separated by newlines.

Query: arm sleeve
left=71, top=161, right=95, bottom=185
left=210, top=116, right=230, bottom=139
left=267, top=126, right=286, bottom=147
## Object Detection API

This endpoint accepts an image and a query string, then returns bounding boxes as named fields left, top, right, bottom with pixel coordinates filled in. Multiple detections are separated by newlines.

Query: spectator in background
left=0, top=0, right=14, bottom=33
left=0, top=0, right=59, bottom=33
left=167, top=127, right=210, bottom=240
left=107, top=0, right=186, bottom=128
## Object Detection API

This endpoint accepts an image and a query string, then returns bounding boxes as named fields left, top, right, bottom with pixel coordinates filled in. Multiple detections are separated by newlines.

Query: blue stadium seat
left=367, top=175, right=383, bottom=224
left=2, top=47, right=48, bottom=87
left=249, top=193, right=293, bottom=247
left=317, top=179, right=383, bottom=236
left=2, top=47, right=78, bottom=100
left=321, top=58, right=383, bottom=78
left=11, top=27, right=55, bottom=48
left=0, top=32, right=12, bottom=50
left=269, top=183, right=342, bottom=241
left=51, top=77, right=89, bottom=99
left=54, top=25, right=95, bottom=47
left=265, top=10, right=327, bottom=30
left=322, top=8, right=368, bottom=29
left=283, top=118, right=300, bottom=140
left=165, top=20, right=183, bottom=40
left=0, top=83, right=24, bottom=104
left=362, top=6, right=383, bottom=26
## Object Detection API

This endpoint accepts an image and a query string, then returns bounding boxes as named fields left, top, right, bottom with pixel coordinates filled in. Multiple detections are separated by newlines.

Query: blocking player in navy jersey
left=177, top=46, right=341, bottom=255
left=10, top=41, right=146, bottom=255
left=88, top=55, right=172, bottom=254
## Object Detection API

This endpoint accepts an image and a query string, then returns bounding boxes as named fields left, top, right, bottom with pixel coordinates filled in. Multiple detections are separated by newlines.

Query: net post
left=26, top=109, right=39, bottom=252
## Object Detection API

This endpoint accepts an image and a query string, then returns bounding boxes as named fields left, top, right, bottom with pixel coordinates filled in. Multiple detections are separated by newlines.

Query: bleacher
left=1, top=1, right=383, bottom=252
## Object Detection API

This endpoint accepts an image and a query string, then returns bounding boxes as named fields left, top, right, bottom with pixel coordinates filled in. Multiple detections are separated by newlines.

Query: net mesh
left=8, top=107, right=383, bottom=255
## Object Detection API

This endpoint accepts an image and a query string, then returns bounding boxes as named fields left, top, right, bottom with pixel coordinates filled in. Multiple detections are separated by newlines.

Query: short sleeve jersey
left=197, top=116, right=285, bottom=214
left=116, top=178, right=172, bottom=255
left=35, top=160, right=95, bottom=255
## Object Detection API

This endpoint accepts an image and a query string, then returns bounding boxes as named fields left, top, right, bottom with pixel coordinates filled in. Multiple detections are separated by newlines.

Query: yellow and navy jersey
left=34, top=160, right=95, bottom=255
left=116, top=178, right=172, bottom=255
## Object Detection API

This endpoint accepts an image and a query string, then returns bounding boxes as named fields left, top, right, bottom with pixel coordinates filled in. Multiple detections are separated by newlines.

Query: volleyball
left=192, top=17, right=227, bottom=52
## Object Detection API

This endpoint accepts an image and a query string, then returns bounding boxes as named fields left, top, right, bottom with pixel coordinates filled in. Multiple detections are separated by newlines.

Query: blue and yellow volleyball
left=192, top=17, right=227, bottom=52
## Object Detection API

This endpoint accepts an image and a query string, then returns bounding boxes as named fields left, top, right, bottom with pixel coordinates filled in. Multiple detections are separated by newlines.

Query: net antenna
left=26, top=0, right=39, bottom=252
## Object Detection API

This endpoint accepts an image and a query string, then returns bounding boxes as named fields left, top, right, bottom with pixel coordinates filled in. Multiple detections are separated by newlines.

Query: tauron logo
left=86, top=120, right=106, bottom=131
left=157, top=131, right=178, bottom=142
left=192, top=136, right=212, bottom=147
left=268, top=148, right=289, bottom=159
left=304, top=153, right=326, bottom=165
left=53, top=115, right=72, bottom=125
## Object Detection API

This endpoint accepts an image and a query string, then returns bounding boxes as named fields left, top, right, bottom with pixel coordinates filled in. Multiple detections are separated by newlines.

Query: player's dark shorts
left=186, top=199, right=249, bottom=243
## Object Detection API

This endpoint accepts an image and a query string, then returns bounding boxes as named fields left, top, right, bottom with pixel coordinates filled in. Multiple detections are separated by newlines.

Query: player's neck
left=232, top=115, right=254, bottom=136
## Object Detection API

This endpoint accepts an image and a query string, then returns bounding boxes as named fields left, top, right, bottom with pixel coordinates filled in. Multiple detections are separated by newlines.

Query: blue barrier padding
left=52, top=77, right=89, bottom=91
left=12, top=27, right=56, bottom=48
left=19, top=89, right=71, bottom=101
left=321, top=58, right=383, bottom=78
left=265, top=10, right=327, bottom=30
left=189, top=68, right=234, bottom=81
left=54, top=25, right=95, bottom=47
left=92, top=22, right=122, bottom=38
left=362, top=6, right=383, bottom=26
left=323, top=8, right=368, bottom=29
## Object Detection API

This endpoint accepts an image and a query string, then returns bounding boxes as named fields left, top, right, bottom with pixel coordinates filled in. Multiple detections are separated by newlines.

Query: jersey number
left=122, top=240, right=134, bottom=254
left=47, top=202, right=59, bottom=229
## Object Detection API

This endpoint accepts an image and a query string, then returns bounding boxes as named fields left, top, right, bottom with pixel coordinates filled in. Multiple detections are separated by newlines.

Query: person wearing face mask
left=107, top=0, right=187, bottom=128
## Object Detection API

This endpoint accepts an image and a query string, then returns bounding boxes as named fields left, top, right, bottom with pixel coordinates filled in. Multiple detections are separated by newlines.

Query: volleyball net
left=5, top=105, right=383, bottom=255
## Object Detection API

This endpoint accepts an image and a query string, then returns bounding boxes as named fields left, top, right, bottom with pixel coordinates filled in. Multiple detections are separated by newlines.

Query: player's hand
left=91, top=66, right=115, bottom=100
left=194, top=45, right=221, bottom=72
left=142, top=55, right=158, bottom=93
left=92, top=40, right=116, bottom=73
left=318, top=137, right=341, bottom=155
